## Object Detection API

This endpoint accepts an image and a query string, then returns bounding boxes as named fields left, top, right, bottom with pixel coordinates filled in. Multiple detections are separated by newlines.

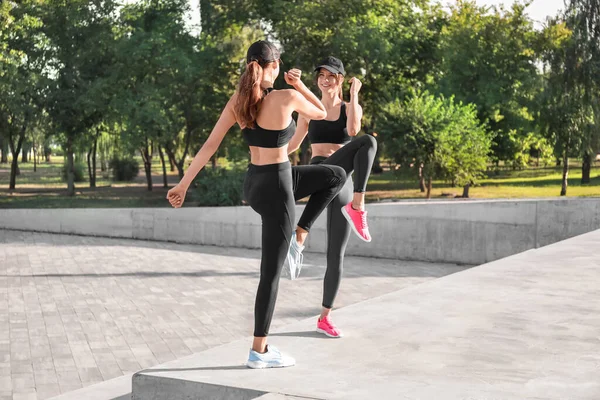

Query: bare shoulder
left=227, top=92, right=239, bottom=105
left=270, top=88, right=297, bottom=102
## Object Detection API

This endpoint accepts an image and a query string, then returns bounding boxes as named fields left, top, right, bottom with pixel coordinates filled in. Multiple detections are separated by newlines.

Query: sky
left=466, top=0, right=564, bottom=26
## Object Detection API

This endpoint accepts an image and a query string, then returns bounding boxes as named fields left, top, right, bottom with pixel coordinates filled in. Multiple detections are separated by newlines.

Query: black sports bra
left=241, top=88, right=296, bottom=148
left=307, top=102, right=351, bottom=145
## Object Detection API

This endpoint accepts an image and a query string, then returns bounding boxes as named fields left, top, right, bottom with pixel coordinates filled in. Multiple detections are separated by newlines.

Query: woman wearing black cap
left=287, top=56, right=377, bottom=338
left=167, top=41, right=347, bottom=368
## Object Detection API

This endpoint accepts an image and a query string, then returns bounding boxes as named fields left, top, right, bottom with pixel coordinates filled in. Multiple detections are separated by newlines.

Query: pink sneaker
left=316, top=316, right=343, bottom=338
left=341, top=202, right=372, bottom=242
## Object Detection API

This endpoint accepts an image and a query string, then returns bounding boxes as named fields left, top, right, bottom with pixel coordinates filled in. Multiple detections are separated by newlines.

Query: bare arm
left=346, top=77, right=363, bottom=136
left=285, top=69, right=327, bottom=120
left=178, top=96, right=237, bottom=189
left=288, top=115, right=310, bottom=154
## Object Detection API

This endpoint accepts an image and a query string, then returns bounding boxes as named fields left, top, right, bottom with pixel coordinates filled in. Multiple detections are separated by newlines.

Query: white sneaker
left=284, top=232, right=304, bottom=280
left=246, top=345, right=295, bottom=369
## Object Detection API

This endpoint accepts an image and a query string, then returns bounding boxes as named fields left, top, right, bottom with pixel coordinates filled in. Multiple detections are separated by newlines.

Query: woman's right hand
left=166, top=184, right=188, bottom=208
left=284, top=68, right=303, bottom=87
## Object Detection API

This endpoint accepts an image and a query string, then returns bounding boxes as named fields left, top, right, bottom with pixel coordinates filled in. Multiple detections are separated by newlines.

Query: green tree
left=0, top=0, right=46, bottom=189
left=436, top=0, right=542, bottom=165
left=540, top=18, right=590, bottom=196
left=114, top=0, right=252, bottom=192
left=0, top=132, right=7, bottom=163
left=380, top=91, right=492, bottom=198
left=40, top=0, right=118, bottom=196
left=564, top=0, right=600, bottom=183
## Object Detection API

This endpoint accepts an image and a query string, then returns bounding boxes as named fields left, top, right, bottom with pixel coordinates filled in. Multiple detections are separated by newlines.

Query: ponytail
left=235, top=61, right=264, bottom=129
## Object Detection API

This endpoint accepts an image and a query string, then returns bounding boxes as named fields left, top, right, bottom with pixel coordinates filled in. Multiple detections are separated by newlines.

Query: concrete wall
left=1, top=197, right=599, bottom=265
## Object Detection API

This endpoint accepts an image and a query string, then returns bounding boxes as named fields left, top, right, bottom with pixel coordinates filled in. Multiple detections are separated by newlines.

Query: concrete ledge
left=131, top=230, right=600, bottom=400
left=2, top=197, right=600, bottom=264
left=48, top=374, right=131, bottom=400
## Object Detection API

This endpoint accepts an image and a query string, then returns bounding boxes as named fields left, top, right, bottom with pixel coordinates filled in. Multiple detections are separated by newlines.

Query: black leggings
left=244, top=161, right=346, bottom=337
left=309, top=134, right=377, bottom=309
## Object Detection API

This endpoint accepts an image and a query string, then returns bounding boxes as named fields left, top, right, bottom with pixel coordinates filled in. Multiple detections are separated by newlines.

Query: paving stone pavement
left=0, top=229, right=468, bottom=400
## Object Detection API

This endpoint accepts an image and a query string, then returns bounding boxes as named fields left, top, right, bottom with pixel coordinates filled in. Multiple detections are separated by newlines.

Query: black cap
left=314, top=56, right=345, bottom=76
left=246, top=40, right=280, bottom=66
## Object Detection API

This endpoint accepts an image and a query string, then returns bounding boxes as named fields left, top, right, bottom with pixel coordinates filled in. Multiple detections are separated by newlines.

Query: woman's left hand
left=349, top=77, right=362, bottom=97
left=166, top=184, right=188, bottom=208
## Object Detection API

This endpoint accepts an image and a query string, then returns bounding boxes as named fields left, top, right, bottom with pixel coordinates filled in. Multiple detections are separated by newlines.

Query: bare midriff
left=311, top=142, right=345, bottom=159
left=249, top=146, right=290, bottom=165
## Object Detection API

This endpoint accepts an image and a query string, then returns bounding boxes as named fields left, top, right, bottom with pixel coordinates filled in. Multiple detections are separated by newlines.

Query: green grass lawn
left=363, top=164, right=600, bottom=201
left=0, top=158, right=175, bottom=208
left=1, top=157, right=599, bottom=208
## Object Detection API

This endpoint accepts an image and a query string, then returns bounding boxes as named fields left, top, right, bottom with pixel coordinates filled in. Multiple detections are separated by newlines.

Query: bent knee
left=329, top=165, right=347, bottom=183
left=358, top=134, right=377, bottom=150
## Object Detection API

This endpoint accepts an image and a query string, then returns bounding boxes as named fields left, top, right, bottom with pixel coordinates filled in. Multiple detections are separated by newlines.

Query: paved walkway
left=133, top=229, right=600, bottom=400
left=0, top=229, right=466, bottom=400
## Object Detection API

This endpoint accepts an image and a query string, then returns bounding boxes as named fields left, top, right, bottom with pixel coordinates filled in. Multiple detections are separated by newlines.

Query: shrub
left=61, top=160, right=86, bottom=182
left=110, top=157, right=139, bottom=181
left=191, top=166, right=245, bottom=206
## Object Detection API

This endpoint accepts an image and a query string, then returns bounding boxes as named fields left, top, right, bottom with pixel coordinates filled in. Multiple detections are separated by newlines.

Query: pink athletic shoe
left=341, top=202, right=372, bottom=242
left=317, top=316, right=343, bottom=338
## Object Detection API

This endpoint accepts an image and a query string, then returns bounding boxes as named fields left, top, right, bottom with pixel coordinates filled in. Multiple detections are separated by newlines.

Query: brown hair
left=337, top=82, right=344, bottom=102
left=235, top=61, right=265, bottom=129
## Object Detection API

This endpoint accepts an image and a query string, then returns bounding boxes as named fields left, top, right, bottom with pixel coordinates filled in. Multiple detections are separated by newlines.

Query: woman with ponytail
left=287, top=56, right=377, bottom=339
left=166, top=41, right=347, bottom=368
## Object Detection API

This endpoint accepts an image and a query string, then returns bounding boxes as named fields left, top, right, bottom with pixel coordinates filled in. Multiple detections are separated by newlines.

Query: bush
left=110, top=157, right=139, bottom=181
left=191, top=166, right=245, bottom=206
left=380, top=91, right=492, bottom=196
left=53, top=146, right=64, bottom=157
left=61, top=160, right=86, bottom=182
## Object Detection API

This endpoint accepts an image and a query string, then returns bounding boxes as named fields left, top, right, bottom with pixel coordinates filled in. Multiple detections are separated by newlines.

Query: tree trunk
left=87, top=146, right=93, bottom=187
left=462, top=183, right=471, bottom=198
left=418, top=164, right=425, bottom=192
left=158, top=145, right=168, bottom=188
left=92, top=135, right=97, bottom=186
left=87, top=132, right=99, bottom=189
left=8, top=124, right=26, bottom=190
left=426, top=177, right=432, bottom=199
left=581, top=152, right=591, bottom=184
left=32, top=137, right=37, bottom=172
left=167, top=150, right=176, bottom=172
left=175, top=122, right=193, bottom=178
left=9, top=155, right=19, bottom=190
left=0, top=134, right=7, bottom=163
left=560, top=148, right=569, bottom=196
left=44, top=145, right=51, bottom=162
left=165, top=145, right=185, bottom=179
left=99, top=146, right=106, bottom=172
left=66, top=137, right=75, bottom=196
left=21, top=142, right=29, bottom=163
left=140, top=140, right=153, bottom=191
